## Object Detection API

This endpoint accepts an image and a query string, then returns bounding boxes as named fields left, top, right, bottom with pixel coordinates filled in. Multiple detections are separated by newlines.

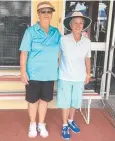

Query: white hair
left=69, top=17, right=84, bottom=27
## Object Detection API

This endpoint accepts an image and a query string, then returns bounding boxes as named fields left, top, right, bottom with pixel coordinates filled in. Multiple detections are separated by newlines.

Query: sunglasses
left=39, top=10, right=52, bottom=14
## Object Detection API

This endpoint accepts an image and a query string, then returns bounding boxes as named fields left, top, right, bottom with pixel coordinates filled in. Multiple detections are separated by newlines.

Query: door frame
left=106, top=2, right=115, bottom=99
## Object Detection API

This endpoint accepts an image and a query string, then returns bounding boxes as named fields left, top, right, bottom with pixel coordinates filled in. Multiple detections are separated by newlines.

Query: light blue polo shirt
left=19, top=22, right=61, bottom=81
left=59, top=33, right=91, bottom=82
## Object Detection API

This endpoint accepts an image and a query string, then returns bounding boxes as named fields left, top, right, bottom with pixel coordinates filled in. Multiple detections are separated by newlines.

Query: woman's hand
left=20, top=51, right=29, bottom=85
left=21, top=71, right=29, bottom=85
left=85, top=74, right=91, bottom=84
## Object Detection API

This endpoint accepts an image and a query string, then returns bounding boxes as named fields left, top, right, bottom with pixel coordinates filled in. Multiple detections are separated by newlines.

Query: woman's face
left=38, top=8, right=53, bottom=24
left=70, top=17, right=84, bottom=34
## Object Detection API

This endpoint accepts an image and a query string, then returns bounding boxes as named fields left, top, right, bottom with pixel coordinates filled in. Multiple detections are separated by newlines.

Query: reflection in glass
left=0, top=1, right=31, bottom=66
left=65, top=1, right=89, bottom=35
left=85, top=51, right=105, bottom=93
left=91, top=1, right=109, bottom=42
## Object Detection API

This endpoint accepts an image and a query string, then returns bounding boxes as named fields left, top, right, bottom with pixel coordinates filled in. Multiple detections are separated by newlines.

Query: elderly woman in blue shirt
left=19, top=1, right=60, bottom=138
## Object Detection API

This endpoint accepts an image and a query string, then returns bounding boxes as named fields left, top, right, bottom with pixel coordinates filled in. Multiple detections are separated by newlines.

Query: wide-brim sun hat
left=37, top=1, right=55, bottom=12
left=64, top=11, right=92, bottom=31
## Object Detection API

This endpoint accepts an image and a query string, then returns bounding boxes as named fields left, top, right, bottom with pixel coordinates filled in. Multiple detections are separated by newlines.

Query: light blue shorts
left=56, top=79, right=84, bottom=109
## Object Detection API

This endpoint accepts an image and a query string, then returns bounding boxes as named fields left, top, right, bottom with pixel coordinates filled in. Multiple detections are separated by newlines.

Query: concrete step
left=0, top=81, right=25, bottom=92
left=0, top=69, right=23, bottom=92
left=0, top=69, right=20, bottom=76
left=0, top=75, right=57, bottom=93
left=0, top=97, right=56, bottom=109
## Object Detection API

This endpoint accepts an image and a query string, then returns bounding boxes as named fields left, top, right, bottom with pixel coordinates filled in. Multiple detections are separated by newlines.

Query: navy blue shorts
left=25, top=80, right=54, bottom=103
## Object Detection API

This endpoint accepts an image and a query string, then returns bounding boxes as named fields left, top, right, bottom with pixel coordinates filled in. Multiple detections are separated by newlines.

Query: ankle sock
left=68, top=119, right=73, bottom=123
left=63, top=124, right=68, bottom=127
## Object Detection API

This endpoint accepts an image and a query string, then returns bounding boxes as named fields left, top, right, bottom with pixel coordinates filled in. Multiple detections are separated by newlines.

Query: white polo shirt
left=58, top=33, right=91, bottom=82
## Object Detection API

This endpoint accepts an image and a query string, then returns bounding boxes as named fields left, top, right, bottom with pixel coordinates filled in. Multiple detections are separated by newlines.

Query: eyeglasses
left=39, top=10, right=52, bottom=14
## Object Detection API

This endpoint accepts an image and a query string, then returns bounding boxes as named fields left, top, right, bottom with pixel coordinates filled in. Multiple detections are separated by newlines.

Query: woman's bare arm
left=20, top=51, right=29, bottom=84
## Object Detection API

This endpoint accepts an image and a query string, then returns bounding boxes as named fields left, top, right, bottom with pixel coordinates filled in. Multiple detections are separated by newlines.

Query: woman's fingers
left=21, top=73, right=29, bottom=85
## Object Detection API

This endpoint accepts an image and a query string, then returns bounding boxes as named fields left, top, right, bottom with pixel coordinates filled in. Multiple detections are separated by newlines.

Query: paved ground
left=0, top=109, right=115, bottom=141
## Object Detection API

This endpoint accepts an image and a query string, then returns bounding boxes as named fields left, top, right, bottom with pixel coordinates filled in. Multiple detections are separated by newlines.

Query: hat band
left=37, top=4, right=55, bottom=11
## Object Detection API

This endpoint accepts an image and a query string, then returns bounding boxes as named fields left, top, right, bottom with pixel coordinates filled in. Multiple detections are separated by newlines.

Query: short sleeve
left=86, top=41, right=91, bottom=58
left=19, top=28, right=31, bottom=51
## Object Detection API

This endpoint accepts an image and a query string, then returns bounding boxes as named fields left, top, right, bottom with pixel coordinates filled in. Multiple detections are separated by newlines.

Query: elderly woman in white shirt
left=57, top=11, right=92, bottom=140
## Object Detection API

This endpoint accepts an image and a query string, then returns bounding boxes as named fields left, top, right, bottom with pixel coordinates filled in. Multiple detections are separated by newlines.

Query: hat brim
left=64, top=16, right=92, bottom=31
left=37, top=7, right=55, bottom=12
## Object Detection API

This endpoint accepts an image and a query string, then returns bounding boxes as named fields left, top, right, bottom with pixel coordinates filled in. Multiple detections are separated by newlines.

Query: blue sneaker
left=68, top=121, right=80, bottom=133
left=62, top=126, right=70, bottom=140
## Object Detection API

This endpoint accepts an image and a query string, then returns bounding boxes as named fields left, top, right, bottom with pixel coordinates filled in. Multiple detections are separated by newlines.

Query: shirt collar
left=70, top=32, right=85, bottom=43
left=35, top=21, right=54, bottom=32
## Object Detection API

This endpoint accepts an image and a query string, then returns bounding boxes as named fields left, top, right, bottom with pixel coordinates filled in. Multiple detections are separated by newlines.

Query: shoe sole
left=71, top=130, right=80, bottom=133
left=39, top=134, right=49, bottom=138
left=28, top=131, right=38, bottom=138
left=28, top=134, right=37, bottom=138
left=62, top=137, right=70, bottom=140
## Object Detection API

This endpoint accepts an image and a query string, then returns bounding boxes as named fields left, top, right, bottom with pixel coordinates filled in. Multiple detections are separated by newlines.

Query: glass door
left=63, top=0, right=114, bottom=94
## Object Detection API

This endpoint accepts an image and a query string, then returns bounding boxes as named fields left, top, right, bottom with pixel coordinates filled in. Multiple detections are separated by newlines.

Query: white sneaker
left=28, top=122, right=37, bottom=138
left=37, top=123, right=49, bottom=138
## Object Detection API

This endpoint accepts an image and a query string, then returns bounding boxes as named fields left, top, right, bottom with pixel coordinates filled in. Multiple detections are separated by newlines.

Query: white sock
left=68, top=119, right=73, bottom=123
left=63, top=124, right=68, bottom=127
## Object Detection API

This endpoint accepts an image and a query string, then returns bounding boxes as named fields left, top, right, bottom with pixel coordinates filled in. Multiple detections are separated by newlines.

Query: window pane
left=0, top=1, right=31, bottom=66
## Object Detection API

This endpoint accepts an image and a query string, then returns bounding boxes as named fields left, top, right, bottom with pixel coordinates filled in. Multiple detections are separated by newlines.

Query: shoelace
left=39, top=125, right=47, bottom=134
left=29, top=123, right=36, bottom=131
left=63, top=127, right=69, bottom=135
left=70, top=121, right=77, bottom=129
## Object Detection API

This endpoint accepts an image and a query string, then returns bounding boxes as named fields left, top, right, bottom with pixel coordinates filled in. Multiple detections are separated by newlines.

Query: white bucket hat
left=64, top=11, right=92, bottom=31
